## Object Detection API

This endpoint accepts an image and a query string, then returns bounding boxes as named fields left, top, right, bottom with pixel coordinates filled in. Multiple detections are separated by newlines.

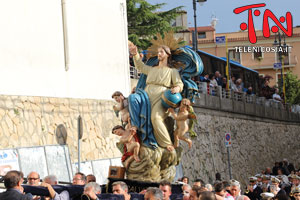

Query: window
left=276, top=47, right=289, bottom=65
left=276, top=72, right=287, bottom=85
left=253, top=47, right=263, bottom=61
left=198, top=32, right=206, bottom=39
left=228, top=49, right=241, bottom=63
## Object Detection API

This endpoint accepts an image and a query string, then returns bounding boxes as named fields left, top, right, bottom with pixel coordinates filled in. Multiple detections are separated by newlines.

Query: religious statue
left=167, top=98, right=196, bottom=149
left=112, top=31, right=203, bottom=182
left=112, top=125, right=140, bottom=169
left=112, top=91, right=130, bottom=128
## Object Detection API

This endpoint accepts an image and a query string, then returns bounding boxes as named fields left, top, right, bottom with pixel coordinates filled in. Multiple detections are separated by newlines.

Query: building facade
left=191, top=26, right=300, bottom=86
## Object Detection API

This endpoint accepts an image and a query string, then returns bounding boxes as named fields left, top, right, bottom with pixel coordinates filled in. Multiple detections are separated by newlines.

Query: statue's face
left=157, top=47, right=168, bottom=61
left=113, top=129, right=123, bottom=136
left=113, top=95, right=123, bottom=103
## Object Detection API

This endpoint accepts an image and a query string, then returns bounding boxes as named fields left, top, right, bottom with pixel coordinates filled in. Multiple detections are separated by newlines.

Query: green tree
left=282, top=71, right=300, bottom=105
left=127, top=0, right=183, bottom=50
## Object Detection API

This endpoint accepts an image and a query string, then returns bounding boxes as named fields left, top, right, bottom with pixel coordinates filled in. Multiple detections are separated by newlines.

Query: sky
left=146, top=0, right=300, bottom=33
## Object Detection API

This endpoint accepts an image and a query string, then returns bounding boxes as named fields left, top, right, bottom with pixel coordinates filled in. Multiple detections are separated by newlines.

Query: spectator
left=245, top=177, right=263, bottom=200
left=246, top=86, right=254, bottom=95
left=260, top=77, right=275, bottom=99
left=283, top=159, right=295, bottom=175
left=230, top=179, right=250, bottom=200
left=261, top=177, right=270, bottom=193
left=205, top=184, right=213, bottom=192
left=182, top=184, right=191, bottom=200
left=265, top=167, right=272, bottom=175
left=235, top=78, right=243, bottom=93
left=276, top=175, right=290, bottom=193
left=216, top=173, right=222, bottom=182
left=215, top=71, right=223, bottom=86
left=270, top=177, right=286, bottom=196
left=229, top=76, right=238, bottom=91
left=0, top=170, right=33, bottom=200
left=215, top=181, right=234, bottom=200
left=189, top=185, right=202, bottom=200
left=222, top=77, right=227, bottom=89
left=159, top=181, right=172, bottom=200
left=200, top=74, right=210, bottom=82
left=144, top=187, right=163, bottom=200
left=182, top=176, right=189, bottom=184
left=86, top=174, right=96, bottom=183
left=112, top=181, right=131, bottom=200
left=291, top=187, right=300, bottom=200
left=272, top=88, right=282, bottom=102
left=199, top=191, right=217, bottom=200
left=215, top=182, right=226, bottom=200
left=291, top=175, right=300, bottom=191
left=83, top=182, right=101, bottom=200
left=255, top=174, right=262, bottom=187
left=27, top=171, right=40, bottom=186
left=209, top=74, right=218, bottom=88
left=273, top=162, right=280, bottom=176
left=193, top=179, right=203, bottom=187
left=72, top=172, right=86, bottom=185
left=41, top=175, right=70, bottom=200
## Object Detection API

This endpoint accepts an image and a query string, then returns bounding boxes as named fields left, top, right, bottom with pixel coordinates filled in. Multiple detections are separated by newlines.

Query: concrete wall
left=0, top=0, right=131, bottom=100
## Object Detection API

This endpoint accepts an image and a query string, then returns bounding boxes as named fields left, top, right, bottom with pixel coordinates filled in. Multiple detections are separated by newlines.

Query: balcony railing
left=196, top=82, right=300, bottom=122
left=130, top=66, right=140, bottom=79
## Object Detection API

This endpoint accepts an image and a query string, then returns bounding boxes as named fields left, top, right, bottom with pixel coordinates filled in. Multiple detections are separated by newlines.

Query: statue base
left=124, top=145, right=182, bottom=182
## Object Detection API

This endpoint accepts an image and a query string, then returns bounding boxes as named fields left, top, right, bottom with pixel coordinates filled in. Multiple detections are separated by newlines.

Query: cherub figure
left=168, top=98, right=196, bottom=149
left=112, top=91, right=130, bottom=128
left=112, top=125, right=141, bottom=169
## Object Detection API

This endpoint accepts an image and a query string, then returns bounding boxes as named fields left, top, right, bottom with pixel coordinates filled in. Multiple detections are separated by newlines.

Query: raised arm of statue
left=128, top=41, right=151, bottom=75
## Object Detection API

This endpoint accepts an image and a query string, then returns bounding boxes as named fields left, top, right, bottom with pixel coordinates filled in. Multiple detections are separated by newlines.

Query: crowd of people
left=0, top=159, right=299, bottom=200
left=176, top=159, right=300, bottom=200
left=193, top=72, right=284, bottom=103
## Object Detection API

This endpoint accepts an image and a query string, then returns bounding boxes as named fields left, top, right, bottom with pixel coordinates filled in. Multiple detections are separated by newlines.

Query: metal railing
left=130, top=66, right=140, bottom=79
left=195, top=82, right=300, bottom=122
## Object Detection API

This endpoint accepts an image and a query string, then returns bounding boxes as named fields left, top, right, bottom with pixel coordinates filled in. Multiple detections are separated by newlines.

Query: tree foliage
left=127, top=0, right=183, bottom=50
left=282, top=71, right=300, bottom=105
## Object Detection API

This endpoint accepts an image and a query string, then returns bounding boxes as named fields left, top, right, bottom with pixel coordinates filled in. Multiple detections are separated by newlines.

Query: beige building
left=193, top=26, right=300, bottom=86
left=173, top=11, right=300, bottom=86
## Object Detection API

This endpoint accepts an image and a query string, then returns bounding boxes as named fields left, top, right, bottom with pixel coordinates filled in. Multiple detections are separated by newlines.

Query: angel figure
left=112, top=125, right=141, bottom=169
left=168, top=98, right=197, bottom=149
left=112, top=91, right=131, bottom=128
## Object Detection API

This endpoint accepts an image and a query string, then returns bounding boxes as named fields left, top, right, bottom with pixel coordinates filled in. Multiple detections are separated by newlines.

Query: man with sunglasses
left=27, top=172, right=40, bottom=186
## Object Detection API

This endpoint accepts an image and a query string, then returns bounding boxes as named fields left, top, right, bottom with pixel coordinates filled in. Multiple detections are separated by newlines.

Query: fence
left=0, top=145, right=125, bottom=185
left=196, top=82, right=300, bottom=122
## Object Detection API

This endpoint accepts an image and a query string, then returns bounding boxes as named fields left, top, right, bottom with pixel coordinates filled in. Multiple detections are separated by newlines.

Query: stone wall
left=0, top=95, right=122, bottom=163
left=181, top=106, right=300, bottom=186
left=0, top=94, right=299, bottom=186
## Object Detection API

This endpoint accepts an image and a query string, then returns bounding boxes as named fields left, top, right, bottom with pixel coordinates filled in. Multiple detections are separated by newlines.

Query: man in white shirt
left=272, top=88, right=282, bottom=102
left=41, top=175, right=70, bottom=200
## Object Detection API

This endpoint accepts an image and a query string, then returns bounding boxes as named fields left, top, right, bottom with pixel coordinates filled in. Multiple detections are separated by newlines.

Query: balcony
left=195, top=82, right=300, bottom=122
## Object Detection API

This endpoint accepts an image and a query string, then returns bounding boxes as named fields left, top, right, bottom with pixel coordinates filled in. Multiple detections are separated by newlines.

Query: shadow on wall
left=56, top=124, right=67, bottom=145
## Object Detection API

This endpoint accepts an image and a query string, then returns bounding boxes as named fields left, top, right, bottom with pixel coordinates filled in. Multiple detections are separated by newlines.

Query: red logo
left=234, top=3, right=293, bottom=44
